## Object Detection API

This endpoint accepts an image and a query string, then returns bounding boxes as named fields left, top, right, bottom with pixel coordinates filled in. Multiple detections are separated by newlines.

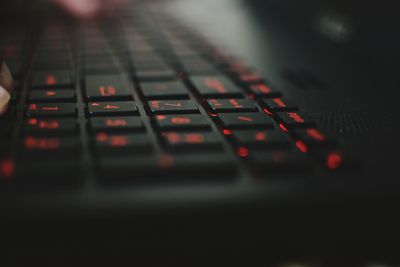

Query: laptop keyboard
left=0, top=5, right=346, bottom=187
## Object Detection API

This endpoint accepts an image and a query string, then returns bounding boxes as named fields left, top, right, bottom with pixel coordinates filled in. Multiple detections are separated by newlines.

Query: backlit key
left=26, top=103, right=76, bottom=117
left=161, top=131, right=222, bottom=150
left=147, top=100, right=199, bottom=114
left=32, top=70, right=72, bottom=88
left=85, top=74, right=132, bottom=101
left=140, top=81, right=189, bottom=100
left=28, top=89, right=76, bottom=103
left=276, top=111, right=316, bottom=129
left=291, top=128, right=336, bottom=149
left=191, top=76, right=244, bottom=98
left=153, top=114, right=210, bottom=130
left=262, top=98, right=298, bottom=113
left=88, top=101, right=138, bottom=116
left=249, top=150, right=310, bottom=173
left=94, top=132, right=151, bottom=153
left=218, top=113, right=274, bottom=129
left=24, top=118, right=77, bottom=135
left=22, top=136, right=79, bottom=154
left=206, top=99, right=258, bottom=113
left=248, top=83, right=281, bottom=98
left=90, top=117, right=144, bottom=132
left=231, top=130, right=291, bottom=148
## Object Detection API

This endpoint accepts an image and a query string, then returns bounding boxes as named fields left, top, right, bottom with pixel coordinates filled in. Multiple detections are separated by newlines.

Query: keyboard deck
left=0, top=4, right=347, bottom=189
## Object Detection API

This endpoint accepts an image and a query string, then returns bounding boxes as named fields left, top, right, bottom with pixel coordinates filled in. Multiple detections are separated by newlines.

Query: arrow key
left=87, top=101, right=138, bottom=116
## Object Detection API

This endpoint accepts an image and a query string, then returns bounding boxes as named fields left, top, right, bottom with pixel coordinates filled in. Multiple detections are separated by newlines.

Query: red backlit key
left=94, top=132, right=151, bottom=153
left=231, top=130, right=291, bottom=149
left=28, top=89, right=76, bottom=103
left=206, top=99, right=258, bottom=113
left=88, top=101, right=138, bottom=116
left=140, top=81, right=189, bottom=100
left=237, top=71, right=264, bottom=84
left=22, top=136, right=79, bottom=154
left=32, top=70, right=72, bottom=88
left=262, top=98, right=298, bottom=113
left=26, top=103, right=76, bottom=117
left=153, top=114, right=210, bottom=130
left=147, top=100, right=199, bottom=114
left=191, top=76, right=244, bottom=98
left=24, top=118, right=77, bottom=135
left=250, top=150, right=310, bottom=173
left=218, top=113, right=274, bottom=129
left=90, top=117, right=144, bottom=132
left=248, top=83, right=281, bottom=98
left=161, top=132, right=222, bottom=150
left=291, top=128, right=336, bottom=149
left=276, top=111, right=316, bottom=129
left=85, top=74, right=132, bottom=101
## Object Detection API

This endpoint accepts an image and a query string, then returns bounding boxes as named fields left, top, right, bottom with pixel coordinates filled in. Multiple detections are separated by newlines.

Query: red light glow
left=0, top=158, right=14, bottom=180
left=279, top=123, right=288, bottom=132
left=326, top=152, right=343, bottom=170
left=223, top=129, right=232, bottom=136
left=295, top=141, right=308, bottom=153
left=237, top=147, right=249, bottom=158
left=263, top=108, right=273, bottom=115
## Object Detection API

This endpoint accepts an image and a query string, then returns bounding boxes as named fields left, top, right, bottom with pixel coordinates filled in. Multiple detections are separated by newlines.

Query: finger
left=0, top=60, right=14, bottom=92
left=0, top=85, right=10, bottom=115
left=0, top=58, right=14, bottom=114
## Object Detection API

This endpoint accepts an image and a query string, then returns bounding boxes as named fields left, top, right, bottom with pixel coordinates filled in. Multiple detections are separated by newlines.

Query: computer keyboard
left=0, top=4, right=346, bottom=188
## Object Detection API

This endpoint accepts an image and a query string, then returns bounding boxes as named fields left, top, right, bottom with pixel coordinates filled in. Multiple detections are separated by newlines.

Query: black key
left=28, top=89, right=76, bottom=103
left=32, top=70, right=72, bottom=88
left=135, top=64, right=176, bottom=81
left=262, top=98, right=298, bottom=113
left=156, top=152, right=237, bottom=179
left=153, top=114, right=210, bottom=130
left=93, top=132, right=151, bottom=154
left=24, top=118, right=77, bottom=135
left=147, top=100, right=199, bottom=114
left=97, top=155, right=159, bottom=182
left=140, top=81, right=189, bottom=100
left=218, top=113, right=274, bottom=129
left=206, top=99, right=258, bottom=113
left=98, top=152, right=236, bottom=182
left=26, top=103, right=76, bottom=117
left=237, top=71, right=264, bottom=84
left=291, top=128, right=336, bottom=149
left=275, top=111, right=316, bottom=129
left=231, top=129, right=291, bottom=148
left=248, top=83, right=281, bottom=98
left=85, top=74, right=132, bottom=101
left=161, top=131, right=222, bottom=150
left=191, top=76, right=244, bottom=98
left=249, top=150, right=310, bottom=173
left=90, top=116, right=144, bottom=132
left=87, top=101, right=138, bottom=116
left=15, top=160, right=80, bottom=186
left=181, top=58, right=218, bottom=75
left=22, top=136, right=80, bottom=155
left=137, top=70, right=177, bottom=81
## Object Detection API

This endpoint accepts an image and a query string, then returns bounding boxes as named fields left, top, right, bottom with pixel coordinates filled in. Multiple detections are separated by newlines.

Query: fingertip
left=0, top=62, right=14, bottom=93
left=0, top=85, right=11, bottom=114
